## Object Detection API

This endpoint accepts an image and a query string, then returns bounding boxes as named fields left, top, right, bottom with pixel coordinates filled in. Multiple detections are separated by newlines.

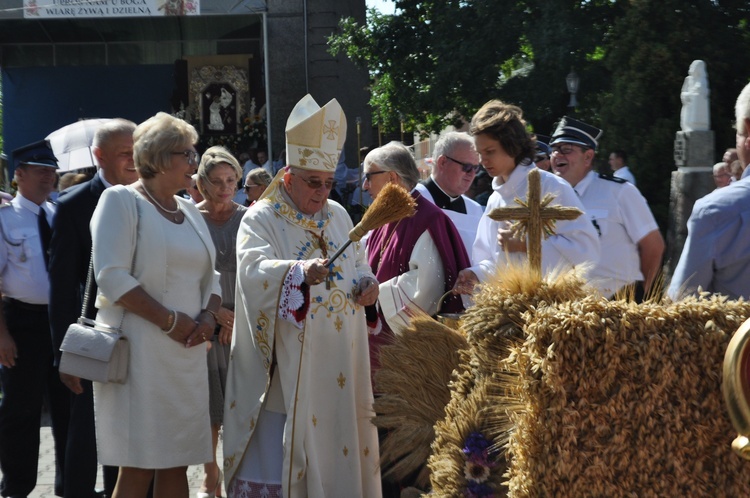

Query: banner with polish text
left=23, top=0, right=199, bottom=18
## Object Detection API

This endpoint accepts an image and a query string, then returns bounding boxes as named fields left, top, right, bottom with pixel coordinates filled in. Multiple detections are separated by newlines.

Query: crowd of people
left=0, top=80, right=749, bottom=498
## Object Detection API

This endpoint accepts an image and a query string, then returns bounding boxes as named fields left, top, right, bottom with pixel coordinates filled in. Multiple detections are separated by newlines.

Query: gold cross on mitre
left=487, top=168, right=582, bottom=275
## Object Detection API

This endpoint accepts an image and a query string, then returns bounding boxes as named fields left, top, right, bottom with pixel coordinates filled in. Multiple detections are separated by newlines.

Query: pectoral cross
left=487, top=168, right=583, bottom=275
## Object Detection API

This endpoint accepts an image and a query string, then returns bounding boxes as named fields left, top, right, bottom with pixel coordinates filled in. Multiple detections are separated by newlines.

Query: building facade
left=0, top=0, right=373, bottom=169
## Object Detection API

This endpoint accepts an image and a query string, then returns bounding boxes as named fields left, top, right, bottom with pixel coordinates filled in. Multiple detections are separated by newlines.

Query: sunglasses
left=243, top=184, right=261, bottom=191
left=172, top=150, right=199, bottom=166
left=291, top=173, right=334, bottom=190
left=445, top=155, right=481, bottom=173
left=363, top=170, right=388, bottom=182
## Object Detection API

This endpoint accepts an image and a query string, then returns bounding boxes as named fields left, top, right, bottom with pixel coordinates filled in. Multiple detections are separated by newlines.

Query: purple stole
left=366, top=191, right=471, bottom=384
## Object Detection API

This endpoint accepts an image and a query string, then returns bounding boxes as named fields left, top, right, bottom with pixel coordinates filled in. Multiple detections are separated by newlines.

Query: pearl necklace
left=142, top=183, right=181, bottom=221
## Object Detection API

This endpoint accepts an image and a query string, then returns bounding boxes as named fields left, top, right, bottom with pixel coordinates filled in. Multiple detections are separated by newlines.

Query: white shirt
left=98, top=169, right=114, bottom=189
left=469, top=164, right=600, bottom=282
left=414, top=182, right=484, bottom=255
left=613, top=166, right=637, bottom=186
left=575, top=171, right=659, bottom=296
left=0, top=194, right=56, bottom=304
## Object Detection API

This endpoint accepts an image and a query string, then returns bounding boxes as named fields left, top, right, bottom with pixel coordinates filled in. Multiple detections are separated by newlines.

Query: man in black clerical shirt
left=415, top=131, right=485, bottom=255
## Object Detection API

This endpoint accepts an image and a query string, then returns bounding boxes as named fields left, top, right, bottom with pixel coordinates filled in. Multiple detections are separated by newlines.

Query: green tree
left=329, top=0, right=620, bottom=133
left=330, top=0, right=750, bottom=229
left=330, top=0, right=529, bottom=133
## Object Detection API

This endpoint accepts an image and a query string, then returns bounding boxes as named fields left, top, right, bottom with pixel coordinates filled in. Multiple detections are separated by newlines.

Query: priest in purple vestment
left=363, top=142, right=470, bottom=385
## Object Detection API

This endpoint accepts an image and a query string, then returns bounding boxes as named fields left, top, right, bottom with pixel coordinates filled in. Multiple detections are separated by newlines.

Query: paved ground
left=2, top=420, right=224, bottom=498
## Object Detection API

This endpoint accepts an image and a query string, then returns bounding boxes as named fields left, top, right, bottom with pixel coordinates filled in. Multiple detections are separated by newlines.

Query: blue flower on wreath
left=461, top=431, right=498, bottom=497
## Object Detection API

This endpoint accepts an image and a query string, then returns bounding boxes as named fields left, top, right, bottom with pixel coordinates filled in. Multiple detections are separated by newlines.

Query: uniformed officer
left=550, top=117, right=665, bottom=300
left=0, top=140, right=70, bottom=497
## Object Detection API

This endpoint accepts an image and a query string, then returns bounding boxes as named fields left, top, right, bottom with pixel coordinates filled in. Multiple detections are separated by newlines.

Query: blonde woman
left=242, top=167, right=272, bottom=206
left=90, top=112, right=221, bottom=497
left=195, top=146, right=247, bottom=498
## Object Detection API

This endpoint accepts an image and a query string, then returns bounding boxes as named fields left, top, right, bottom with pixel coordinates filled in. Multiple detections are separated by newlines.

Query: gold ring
left=201, top=333, right=206, bottom=340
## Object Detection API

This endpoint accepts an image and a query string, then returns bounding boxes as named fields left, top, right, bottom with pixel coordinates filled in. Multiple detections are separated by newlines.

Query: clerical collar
left=423, top=177, right=467, bottom=214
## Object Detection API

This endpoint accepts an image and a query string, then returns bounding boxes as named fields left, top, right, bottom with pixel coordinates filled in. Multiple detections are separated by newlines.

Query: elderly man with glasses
left=223, top=95, right=382, bottom=498
left=414, top=131, right=485, bottom=254
left=551, top=116, right=664, bottom=301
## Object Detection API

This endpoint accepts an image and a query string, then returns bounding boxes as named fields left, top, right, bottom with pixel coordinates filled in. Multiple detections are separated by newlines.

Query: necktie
left=38, top=207, right=51, bottom=268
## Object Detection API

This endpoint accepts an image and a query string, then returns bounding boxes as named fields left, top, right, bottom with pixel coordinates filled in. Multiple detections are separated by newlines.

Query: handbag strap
left=80, top=190, right=141, bottom=330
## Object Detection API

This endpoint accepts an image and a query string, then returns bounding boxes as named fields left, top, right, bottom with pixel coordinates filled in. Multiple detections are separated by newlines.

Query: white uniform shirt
left=414, top=182, right=484, bottom=255
left=575, top=171, right=659, bottom=296
left=469, top=164, right=600, bottom=282
left=613, top=165, right=637, bottom=186
left=0, top=194, right=55, bottom=304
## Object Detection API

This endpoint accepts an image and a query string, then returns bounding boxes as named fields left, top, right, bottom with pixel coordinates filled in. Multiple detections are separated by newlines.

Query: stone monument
left=666, top=60, right=715, bottom=277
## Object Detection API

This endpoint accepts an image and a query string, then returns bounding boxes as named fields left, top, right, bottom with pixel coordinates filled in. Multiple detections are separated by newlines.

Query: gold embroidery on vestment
left=255, top=310, right=272, bottom=369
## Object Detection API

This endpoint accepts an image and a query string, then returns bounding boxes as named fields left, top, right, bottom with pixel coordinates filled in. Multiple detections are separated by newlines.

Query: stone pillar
left=665, top=130, right=715, bottom=277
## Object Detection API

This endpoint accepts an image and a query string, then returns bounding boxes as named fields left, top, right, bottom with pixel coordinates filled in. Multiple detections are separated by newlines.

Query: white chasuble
left=223, top=179, right=382, bottom=498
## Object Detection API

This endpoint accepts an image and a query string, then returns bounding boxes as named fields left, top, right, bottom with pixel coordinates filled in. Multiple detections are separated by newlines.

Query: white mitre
left=285, top=94, right=347, bottom=172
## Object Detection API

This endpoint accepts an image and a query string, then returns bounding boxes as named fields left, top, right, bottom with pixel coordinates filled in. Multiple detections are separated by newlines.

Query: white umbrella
left=46, top=118, right=112, bottom=171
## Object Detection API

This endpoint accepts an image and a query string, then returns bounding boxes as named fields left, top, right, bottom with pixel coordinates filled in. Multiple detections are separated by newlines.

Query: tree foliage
left=329, top=0, right=750, bottom=228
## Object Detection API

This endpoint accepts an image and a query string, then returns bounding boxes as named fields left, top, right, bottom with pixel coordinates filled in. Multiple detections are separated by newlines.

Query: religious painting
left=189, top=65, right=248, bottom=135
left=201, top=83, right=237, bottom=134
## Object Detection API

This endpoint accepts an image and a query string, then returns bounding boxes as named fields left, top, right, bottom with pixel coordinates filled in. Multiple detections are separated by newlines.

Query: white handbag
left=59, top=318, right=129, bottom=384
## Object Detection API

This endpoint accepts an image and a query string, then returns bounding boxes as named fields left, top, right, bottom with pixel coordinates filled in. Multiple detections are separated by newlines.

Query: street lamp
left=566, top=69, right=580, bottom=110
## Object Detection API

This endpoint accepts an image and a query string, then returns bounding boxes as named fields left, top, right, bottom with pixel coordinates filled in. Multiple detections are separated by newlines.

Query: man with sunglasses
left=550, top=116, right=664, bottom=301
left=414, top=131, right=484, bottom=253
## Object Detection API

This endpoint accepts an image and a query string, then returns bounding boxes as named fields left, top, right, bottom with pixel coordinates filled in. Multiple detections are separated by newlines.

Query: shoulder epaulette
left=598, top=173, right=627, bottom=184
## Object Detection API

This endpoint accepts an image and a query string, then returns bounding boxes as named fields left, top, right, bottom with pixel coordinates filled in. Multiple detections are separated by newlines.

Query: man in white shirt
left=552, top=118, right=664, bottom=300
left=414, top=131, right=484, bottom=253
left=608, top=149, right=637, bottom=185
left=0, top=140, right=71, bottom=497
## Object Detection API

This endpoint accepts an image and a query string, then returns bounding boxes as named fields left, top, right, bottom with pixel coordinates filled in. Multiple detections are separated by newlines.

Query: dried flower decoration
left=461, top=431, right=498, bottom=497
